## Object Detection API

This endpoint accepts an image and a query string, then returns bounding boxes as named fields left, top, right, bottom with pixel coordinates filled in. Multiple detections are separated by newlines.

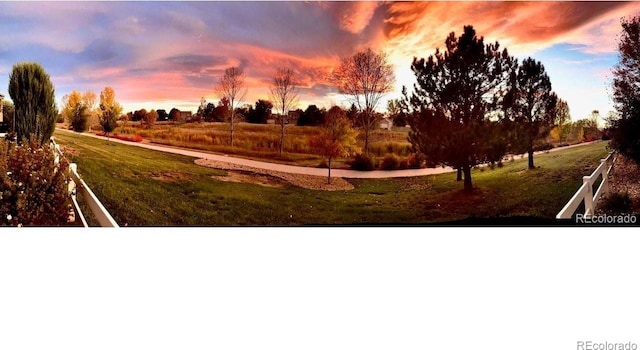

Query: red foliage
left=95, top=132, right=143, bottom=142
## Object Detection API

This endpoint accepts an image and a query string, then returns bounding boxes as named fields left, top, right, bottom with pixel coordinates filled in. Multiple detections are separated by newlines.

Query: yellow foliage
left=61, top=90, right=83, bottom=121
left=310, top=106, right=360, bottom=159
left=549, top=126, right=560, bottom=143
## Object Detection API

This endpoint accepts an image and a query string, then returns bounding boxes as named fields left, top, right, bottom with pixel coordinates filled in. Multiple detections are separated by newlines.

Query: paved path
left=56, top=129, right=599, bottom=179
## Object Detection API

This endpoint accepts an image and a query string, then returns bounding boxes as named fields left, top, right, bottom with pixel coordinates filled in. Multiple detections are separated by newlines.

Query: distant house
left=380, top=117, right=393, bottom=130
left=287, top=110, right=300, bottom=124
left=180, top=111, right=192, bottom=120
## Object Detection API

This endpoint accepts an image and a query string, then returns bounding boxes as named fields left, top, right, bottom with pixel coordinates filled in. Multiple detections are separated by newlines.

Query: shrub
left=0, top=138, right=71, bottom=226
left=350, top=153, right=376, bottom=171
left=533, top=142, right=554, bottom=152
left=380, top=154, right=399, bottom=170
left=70, top=105, right=90, bottom=132
left=407, top=153, right=424, bottom=169
left=600, top=192, right=633, bottom=214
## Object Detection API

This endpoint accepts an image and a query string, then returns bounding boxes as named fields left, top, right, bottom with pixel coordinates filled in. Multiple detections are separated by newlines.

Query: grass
left=113, top=121, right=412, bottom=168
left=53, top=130, right=610, bottom=226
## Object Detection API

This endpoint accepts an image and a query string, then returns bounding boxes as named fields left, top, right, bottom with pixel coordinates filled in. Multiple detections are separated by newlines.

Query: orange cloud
left=383, top=1, right=633, bottom=59
left=323, top=2, right=383, bottom=34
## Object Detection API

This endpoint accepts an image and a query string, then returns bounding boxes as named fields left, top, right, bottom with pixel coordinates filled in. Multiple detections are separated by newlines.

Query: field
left=112, top=121, right=413, bottom=168
left=53, top=131, right=610, bottom=226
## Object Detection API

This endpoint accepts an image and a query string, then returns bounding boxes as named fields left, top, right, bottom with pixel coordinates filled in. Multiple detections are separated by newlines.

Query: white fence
left=51, top=138, right=119, bottom=227
left=556, top=152, right=616, bottom=219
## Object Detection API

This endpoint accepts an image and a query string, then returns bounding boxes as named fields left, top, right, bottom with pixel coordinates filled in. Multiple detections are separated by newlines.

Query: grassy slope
left=54, top=131, right=610, bottom=226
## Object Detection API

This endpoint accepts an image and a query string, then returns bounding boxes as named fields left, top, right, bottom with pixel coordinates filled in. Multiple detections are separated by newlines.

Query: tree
left=310, top=106, right=360, bottom=184
left=503, top=57, right=558, bottom=169
left=197, top=97, right=207, bottom=119
left=83, top=90, right=98, bottom=130
left=157, top=109, right=169, bottom=121
left=271, top=67, right=299, bottom=154
left=610, top=13, right=640, bottom=164
left=297, top=105, right=326, bottom=126
left=61, top=90, right=90, bottom=132
left=98, top=86, right=122, bottom=139
left=551, top=98, right=572, bottom=143
left=133, top=109, right=148, bottom=122
left=120, top=112, right=130, bottom=129
left=143, top=109, right=158, bottom=129
left=404, top=25, right=517, bottom=192
left=387, top=98, right=409, bottom=127
left=169, top=108, right=181, bottom=122
left=212, top=98, right=230, bottom=122
left=246, top=99, right=273, bottom=124
left=2, top=100, right=15, bottom=132
left=346, top=103, right=359, bottom=122
left=334, top=48, right=395, bottom=154
left=581, top=114, right=601, bottom=141
left=8, top=62, right=58, bottom=144
left=216, top=66, right=247, bottom=147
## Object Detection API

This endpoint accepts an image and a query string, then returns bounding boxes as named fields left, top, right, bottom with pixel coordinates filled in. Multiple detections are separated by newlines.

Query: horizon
left=1, top=1, right=639, bottom=122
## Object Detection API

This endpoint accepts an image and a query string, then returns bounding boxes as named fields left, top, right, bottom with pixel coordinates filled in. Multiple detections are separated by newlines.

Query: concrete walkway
left=56, top=128, right=598, bottom=179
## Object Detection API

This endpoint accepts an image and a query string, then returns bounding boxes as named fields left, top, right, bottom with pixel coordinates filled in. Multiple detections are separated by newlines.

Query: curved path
left=56, top=129, right=597, bottom=179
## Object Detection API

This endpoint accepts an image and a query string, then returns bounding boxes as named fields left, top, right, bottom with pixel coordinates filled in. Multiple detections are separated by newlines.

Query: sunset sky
left=1, top=1, right=639, bottom=122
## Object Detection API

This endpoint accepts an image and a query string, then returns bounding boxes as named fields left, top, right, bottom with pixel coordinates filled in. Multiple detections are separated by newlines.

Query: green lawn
left=53, top=131, right=610, bottom=226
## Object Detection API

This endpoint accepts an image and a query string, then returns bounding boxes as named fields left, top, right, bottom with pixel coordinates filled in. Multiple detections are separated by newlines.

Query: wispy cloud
left=0, top=1, right=638, bottom=118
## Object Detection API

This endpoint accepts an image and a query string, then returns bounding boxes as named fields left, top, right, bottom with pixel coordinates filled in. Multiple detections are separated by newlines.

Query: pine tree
left=8, top=62, right=58, bottom=144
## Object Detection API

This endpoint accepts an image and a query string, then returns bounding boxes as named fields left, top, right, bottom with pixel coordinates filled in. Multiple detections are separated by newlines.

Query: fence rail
left=51, top=137, right=119, bottom=227
left=556, top=152, right=616, bottom=219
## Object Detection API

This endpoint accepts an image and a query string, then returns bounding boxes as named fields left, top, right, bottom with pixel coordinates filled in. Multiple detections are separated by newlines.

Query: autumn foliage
left=310, top=106, right=359, bottom=183
left=0, top=138, right=71, bottom=226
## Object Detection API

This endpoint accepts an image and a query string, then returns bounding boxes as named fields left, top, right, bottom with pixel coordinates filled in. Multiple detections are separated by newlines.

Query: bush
left=600, top=192, right=633, bottom=214
left=350, top=153, right=376, bottom=171
left=70, top=106, right=90, bottom=133
left=407, top=153, right=424, bottom=169
left=533, top=142, right=554, bottom=152
left=380, top=154, right=399, bottom=170
left=0, top=138, right=71, bottom=226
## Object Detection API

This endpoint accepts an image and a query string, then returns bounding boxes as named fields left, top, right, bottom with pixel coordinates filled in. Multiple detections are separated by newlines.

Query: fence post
left=600, top=158, right=608, bottom=195
left=583, top=176, right=594, bottom=216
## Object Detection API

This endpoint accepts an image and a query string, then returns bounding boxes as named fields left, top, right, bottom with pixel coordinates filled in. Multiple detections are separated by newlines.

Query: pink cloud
left=382, top=1, right=633, bottom=58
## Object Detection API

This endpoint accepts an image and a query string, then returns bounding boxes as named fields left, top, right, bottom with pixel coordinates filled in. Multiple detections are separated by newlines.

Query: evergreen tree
left=610, top=14, right=640, bottom=164
left=404, top=26, right=517, bottom=192
left=8, top=62, right=58, bottom=144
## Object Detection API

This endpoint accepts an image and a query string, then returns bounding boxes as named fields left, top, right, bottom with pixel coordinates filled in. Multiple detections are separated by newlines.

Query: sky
left=1, top=1, right=639, bottom=122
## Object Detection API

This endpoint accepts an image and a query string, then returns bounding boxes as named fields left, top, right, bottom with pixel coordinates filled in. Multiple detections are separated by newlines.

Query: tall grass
left=116, top=122, right=413, bottom=165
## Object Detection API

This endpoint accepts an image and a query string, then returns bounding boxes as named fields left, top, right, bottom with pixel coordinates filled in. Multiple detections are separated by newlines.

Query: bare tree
left=334, top=48, right=395, bottom=154
left=270, top=67, right=299, bottom=154
left=216, top=67, right=247, bottom=147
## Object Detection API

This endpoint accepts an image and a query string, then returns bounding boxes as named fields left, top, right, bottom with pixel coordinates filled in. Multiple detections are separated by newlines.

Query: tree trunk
left=279, top=122, right=285, bottom=155
left=463, top=164, right=472, bottom=192
left=230, top=113, right=234, bottom=147
left=528, top=148, right=535, bottom=169
left=327, top=158, right=332, bottom=184
left=364, top=128, right=370, bottom=155
left=456, top=167, right=462, bottom=181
